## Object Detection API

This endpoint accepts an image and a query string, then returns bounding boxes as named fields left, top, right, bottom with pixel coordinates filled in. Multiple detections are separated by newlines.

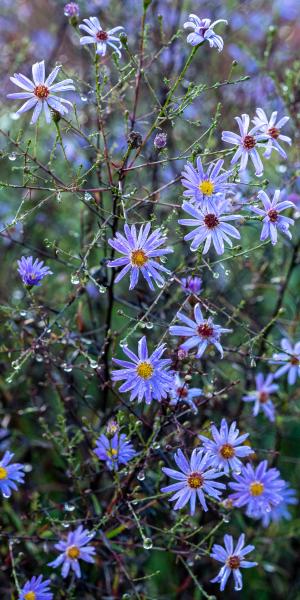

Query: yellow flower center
left=131, top=249, right=148, bottom=267
left=187, top=471, right=204, bottom=489
left=249, top=481, right=264, bottom=496
left=136, top=361, right=154, bottom=380
left=0, top=466, right=8, bottom=480
left=219, top=443, right=235, bottom=459
left=24, top=593, right=36, bottom=600
left=199, top=180, right=215, bottom=196
left=107, top=448, right=118, bottom=457
left=66, top=545, right=80, bottom=559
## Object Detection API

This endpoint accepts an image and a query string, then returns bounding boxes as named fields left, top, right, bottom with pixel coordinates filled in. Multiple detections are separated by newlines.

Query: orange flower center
left=34, top=84, right=49, bottom=99
left=66, top=545, right=80, bottom=559
left=249, top=481, right=264, bottom=496
left=220, top=443, right=235, bottom=459
left=227, top=555, right=241, bottom=569
left=131, top=249, right=148, bottom=267
left=268, top=127, right=280, bottom=139
left=187, top=471, right=204, bottom=489
left=136, top=361, right=154, bottom=380
left=290, top=356, right=299, bottom=365
left=243, top=135, right=256, bottom=150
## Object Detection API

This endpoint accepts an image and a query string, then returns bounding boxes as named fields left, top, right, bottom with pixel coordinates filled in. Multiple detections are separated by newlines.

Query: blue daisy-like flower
left=161, top=448, right=225, bottom=515
left=181, top=157, right=234, bottom=209
left=260, top=482, right=298, bottom=528
left=242, top=372, right=279, bottom=422
left=94, top=432, right=137, bottom=470
left=222, top=113, right=266, bottom=176
left=210, top=534, right=257, bottom=592
left=198, top=419, right=254, bottom=474
left=250, top=189, right=294, bottom=245
left=112, top=336, right=173, bottom=404
left=179, top=202, right=241, bottom=255
left=252, top=108, right=292, bottom=159
left=79, top=17, right=124, bottom=58
left=17, top=256, right=53, bottom=287
left=7, top=61, right=75, bottom=124
left=228, top=460, right=285, bottom=519
left=0, top=451, right=25, bottom=498
left=269, top=337, right=300, bottom=385
left=19, top=575, right=53, bottom=600
left=48, top=525, right=96, bottom=579
left=169, top=373, right=202, bottom=413
left=183, top=15, right=227, bottom=52
left=107, top=223, right=173, bottom=290
left=169, top=302, right=231, bottom=359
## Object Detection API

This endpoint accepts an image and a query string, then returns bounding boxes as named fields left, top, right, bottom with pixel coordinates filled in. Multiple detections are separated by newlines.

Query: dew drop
left=142, top=537, right=153, bottom=550
left=71, top=273, right=80, bottom=285
left=84, top=192, right=93, bottom=202
left=64, top=503, right=76, bottom=512
left=8, top=152, right=17, bottom=161
left=89, top=360, right=98, bottom=369
left=137, top=471, right=145, bottom=481
left=213, top=272, right=219, bottom=279
left=80, top=95, right=88, bottom=102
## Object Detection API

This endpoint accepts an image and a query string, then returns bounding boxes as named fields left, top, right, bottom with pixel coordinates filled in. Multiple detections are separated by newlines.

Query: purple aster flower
left=260, top=482, right=298, bottom=527
left=7, top=61, right=75, bottom=124
left=180, top=275, right=202, bottom=295
left=183, top=15, right=227, bottom=52
left=228, top=460, right=285, bottom=519
left=198, top=419, right=253, bottom=474
left=169, top=303, right=231, bottom=359
left=181, top=157, right=234, bottom=209
left=79, top=17, right=124, bottom=57
left=94, top=432, right=136, bottom=470
left=250, top=190, right=294, bottom=245
left=161, top=448, right=225, bottom=514
left=179, top=202, right=241, bottom=255
left=112, top=336, right=173, bottom=404
left=252, top=108, right=292, bottom=159
left=19, top=575, right=53, bottom=600
left=48, top=525, right=96, bottom=579
left=222, top=114, right=266, bottom=176
left=17, top=256, right=53, bottom=287
left=0, top=451, right=25, bottom=498
left=169, top=374, right=202, bottom=413
left=154, top=132, right=167, bottom=149
left=64, top=2, right=80, bottom=17
left=107, top=223, right=173, bottom=290
left=210, top=534, right=257, bottom=591
left=270, top=337, right=300, bottom=385
left=242, top=373, right=279, bottom=422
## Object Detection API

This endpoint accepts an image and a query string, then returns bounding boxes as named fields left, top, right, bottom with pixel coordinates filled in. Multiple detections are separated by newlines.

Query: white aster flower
left=7, top=61, right=75, bottom=124
left=79, top=17, right=124, bottom=57
left=184, top=14, right=227, bottom=52
left=252, top=108, right=292, bottom=159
